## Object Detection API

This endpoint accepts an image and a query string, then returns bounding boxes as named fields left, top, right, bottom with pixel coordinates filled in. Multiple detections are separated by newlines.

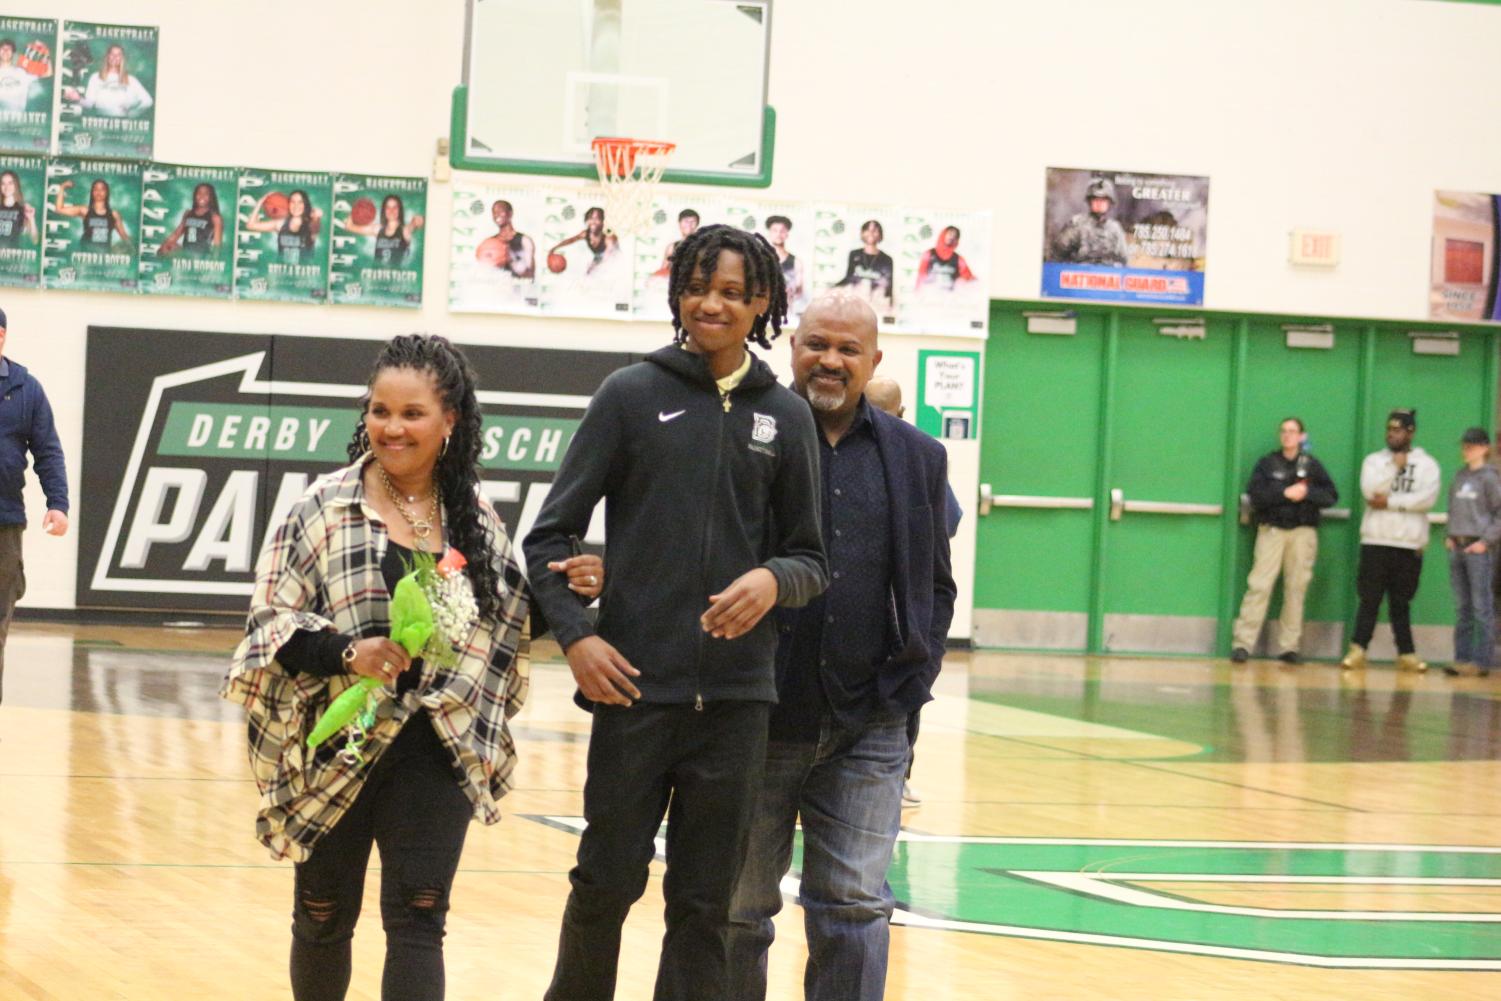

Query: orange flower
left=437, top=547, right=468, bottom=578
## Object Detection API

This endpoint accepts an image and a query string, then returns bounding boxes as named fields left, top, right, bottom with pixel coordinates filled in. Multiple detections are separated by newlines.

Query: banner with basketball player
left=448, top=182, right=542, bottom=315
left=1041, top=167, right=1210, bottom=306
left=631, top=196, right=715, bottom=321
left=330, top=174, right=426, bottom=308
left=0, top=152, right=42, bottom=287
left=57, top=21, right=157, bottom=159
left=538, top=191, right=634, bottom=318
left=811, top=205, right=901, bottom=331
left=721, top=199, right=814, bottom=326
left=1429, top=190, right=1500, bottom=322
left=896, top=208, right=992, bottom=335
left=234, top=169, right=331, bottom=304
left=42, top=156, right=140, bottom=292
left=0, top=16, right=56, bottom=154
left=138, top=163, right=237, bottom=299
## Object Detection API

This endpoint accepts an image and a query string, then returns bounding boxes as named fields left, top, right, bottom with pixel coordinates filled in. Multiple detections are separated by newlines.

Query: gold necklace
left=377, top=464, right=440, bottom=550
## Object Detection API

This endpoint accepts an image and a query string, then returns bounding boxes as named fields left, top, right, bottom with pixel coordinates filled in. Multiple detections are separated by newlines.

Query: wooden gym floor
left=2, top=622, right=1500, bottom=999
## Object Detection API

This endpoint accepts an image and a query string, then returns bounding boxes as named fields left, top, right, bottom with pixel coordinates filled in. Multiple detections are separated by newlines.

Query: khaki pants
left=1232, top=525, right=1318, bottom=653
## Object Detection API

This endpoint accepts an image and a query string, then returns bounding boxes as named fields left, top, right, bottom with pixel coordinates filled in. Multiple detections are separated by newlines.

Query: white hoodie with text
left=1359, top=446, right=1441, bottom=550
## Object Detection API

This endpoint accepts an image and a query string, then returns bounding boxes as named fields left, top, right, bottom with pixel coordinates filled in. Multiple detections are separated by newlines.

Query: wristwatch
left=341, top=641, right=358, bottom=671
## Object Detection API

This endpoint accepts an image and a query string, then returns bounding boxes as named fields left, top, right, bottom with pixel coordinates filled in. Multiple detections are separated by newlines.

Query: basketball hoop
left=591, top=137, right=676, bottom=239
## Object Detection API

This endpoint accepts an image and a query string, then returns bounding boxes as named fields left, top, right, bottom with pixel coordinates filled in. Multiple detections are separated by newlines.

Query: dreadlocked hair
left=346, top=334, right=504, bottom=624
left=667, top=223, right=788, bottom=351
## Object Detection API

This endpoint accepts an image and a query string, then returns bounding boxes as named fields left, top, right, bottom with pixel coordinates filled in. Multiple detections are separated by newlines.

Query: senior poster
left=330, top=174, right=427, bottom=308
left=631, top=196, right=714, bottom=321
left=448, top=183, right=542, bottom=314
left=720, top=200, right=814, bottom=324
left=57, top=21, right=157, bottom=159
left=0, top=16, right=56, bottom=153
left=812, top=205, right=901, bottom=329
left=897, top=208, right=991, bottom=335
left=42, top=157, right=140, bottom=292
left=138, top=163, right=237, bottom=299
left=1430, top=190, right=1500, bottom=322
left=0, top=153, right=42, bottom=287
left=234, top=169, right=331, bottom=303
left=1041, top=167, right=1210, bottom=306
left=538, top=191, right=633, bottom=318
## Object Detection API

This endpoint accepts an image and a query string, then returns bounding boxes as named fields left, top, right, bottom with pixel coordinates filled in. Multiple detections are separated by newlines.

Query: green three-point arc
left=533, top=819, right=1501, bottom=970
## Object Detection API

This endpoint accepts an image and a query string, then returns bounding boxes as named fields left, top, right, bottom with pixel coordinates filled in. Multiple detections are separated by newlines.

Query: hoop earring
left=440, top=436, right=450, bottom=459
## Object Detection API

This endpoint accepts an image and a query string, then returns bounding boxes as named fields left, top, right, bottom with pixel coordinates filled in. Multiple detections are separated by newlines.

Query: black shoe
left=1230, top=647, right=1249, bottom=663
left=1278, top=651, right=1301, bottom=665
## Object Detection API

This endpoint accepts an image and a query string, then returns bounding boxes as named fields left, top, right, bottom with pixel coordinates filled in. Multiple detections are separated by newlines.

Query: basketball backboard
left=453, top=0, right=775, bottom=187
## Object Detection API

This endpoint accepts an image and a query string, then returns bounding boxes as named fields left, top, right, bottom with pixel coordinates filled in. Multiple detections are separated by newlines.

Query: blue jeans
left=1450, top=547, right=1496, bottom=669
left=726, top=713, right=909, bottom=1001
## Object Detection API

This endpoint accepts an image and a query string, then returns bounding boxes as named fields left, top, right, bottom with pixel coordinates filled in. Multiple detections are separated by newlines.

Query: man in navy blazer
left=727, top=290, right=956, bottom=1001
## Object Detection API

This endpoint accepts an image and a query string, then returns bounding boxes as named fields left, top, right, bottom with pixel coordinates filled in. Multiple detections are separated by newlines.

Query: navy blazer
left=775, top=404, right=957, bottom=716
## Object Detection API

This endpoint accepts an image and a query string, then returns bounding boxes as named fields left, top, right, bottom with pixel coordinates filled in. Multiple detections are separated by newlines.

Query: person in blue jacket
left=0, top=305, right=69, bottom=706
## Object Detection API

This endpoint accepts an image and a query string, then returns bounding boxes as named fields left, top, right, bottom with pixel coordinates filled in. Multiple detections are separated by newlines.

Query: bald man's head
left=865, top=377, right=903, bottom=419
left=791, top=290, right=883, bottom=420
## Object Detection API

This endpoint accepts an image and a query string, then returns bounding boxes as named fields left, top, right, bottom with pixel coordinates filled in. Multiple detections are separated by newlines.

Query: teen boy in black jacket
left=525, top=225, right=828, bottom=1001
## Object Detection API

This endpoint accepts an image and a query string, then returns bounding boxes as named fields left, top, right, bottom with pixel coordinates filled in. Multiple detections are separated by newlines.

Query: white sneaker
left=901, top=782, right=921, bottom=807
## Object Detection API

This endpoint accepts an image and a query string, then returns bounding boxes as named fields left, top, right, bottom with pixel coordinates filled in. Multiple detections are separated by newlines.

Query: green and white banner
left=0, top=16, right=56, bottom=153
left=139, top=163, right=237, bottom=299
left=42, top=156, right=140, bottom=292
left=0, top=152, right=43, bottom=287
left=234, top=169, right=331, bottom=303
left=330, top=173, right=426, bottom=308
left=57, top=21, right=157, bottom=159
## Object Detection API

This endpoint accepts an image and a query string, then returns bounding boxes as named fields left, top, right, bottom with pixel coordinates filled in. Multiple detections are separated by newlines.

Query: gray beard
left=805, top=383, right=845, bottom=412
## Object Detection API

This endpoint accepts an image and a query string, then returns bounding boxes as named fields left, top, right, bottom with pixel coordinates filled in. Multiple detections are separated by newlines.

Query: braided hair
left=346, top=334, right=503, bottom=623
left=667, top=223, right=788, bottom=350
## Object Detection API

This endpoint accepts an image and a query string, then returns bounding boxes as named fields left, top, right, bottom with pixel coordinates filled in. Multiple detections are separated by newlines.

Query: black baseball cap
left=1387, top=408, right=1416, bottom=430
left=1461, top=427, right=1491, bottom=446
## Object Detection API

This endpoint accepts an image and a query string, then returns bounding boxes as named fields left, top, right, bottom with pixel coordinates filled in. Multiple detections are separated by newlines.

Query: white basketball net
left=592, top=138, right=676, bottom=239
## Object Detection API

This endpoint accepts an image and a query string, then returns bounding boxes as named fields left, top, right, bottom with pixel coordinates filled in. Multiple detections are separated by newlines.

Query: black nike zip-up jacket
left=524, top=344, right=829, bottom=706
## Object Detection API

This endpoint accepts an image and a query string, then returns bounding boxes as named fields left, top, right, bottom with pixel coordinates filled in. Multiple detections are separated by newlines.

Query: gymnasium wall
left=12, top=0, right=1501, bottom=626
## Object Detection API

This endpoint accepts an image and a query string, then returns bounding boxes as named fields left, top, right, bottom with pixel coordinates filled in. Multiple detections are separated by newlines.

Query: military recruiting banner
left=58, top=21, right=157, bottom=159
left=0, top=152, right=42, bottom=286
left=138, top=163, right=237, bottom=299
left=235, top=169, right=331, bottom=303
left=42, top=156, right=139, bottom=292
left=330, top=173, right=426, bottom=308
left=1430, top=190, right=1500, bottom=322
left=1042, top=167, right=1210, bottom=306
left=79, top=327, right=633, bottom=612
left=0, top=16, right=56, bottom=153
left=448, top=183, right=542, bottom=314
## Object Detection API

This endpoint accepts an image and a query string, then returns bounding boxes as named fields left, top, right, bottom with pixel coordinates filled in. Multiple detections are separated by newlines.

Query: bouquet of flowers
left=307, top=548, right=480, bottom=764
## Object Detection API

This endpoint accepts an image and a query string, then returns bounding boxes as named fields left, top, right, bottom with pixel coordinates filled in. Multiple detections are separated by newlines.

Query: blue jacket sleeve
left=28, top=378, right=68, bottom=514
left=926, top=449, right=957, bottom=685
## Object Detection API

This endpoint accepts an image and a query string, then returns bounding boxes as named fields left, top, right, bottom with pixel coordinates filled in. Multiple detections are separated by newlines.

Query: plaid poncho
left=222, top=460, right=531, bottom=861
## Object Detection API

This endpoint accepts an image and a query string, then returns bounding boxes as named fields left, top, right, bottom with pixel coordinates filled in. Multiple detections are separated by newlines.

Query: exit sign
left=1289, top=230, right=1341, bottom=266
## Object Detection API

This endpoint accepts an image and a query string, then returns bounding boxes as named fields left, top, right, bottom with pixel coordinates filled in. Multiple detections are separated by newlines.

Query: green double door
left=974, top=300, right=1498, bottom=658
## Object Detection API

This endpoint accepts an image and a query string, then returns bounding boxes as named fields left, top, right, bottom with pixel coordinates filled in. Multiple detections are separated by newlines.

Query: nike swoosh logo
left=658, top=410, right=686, bottom=422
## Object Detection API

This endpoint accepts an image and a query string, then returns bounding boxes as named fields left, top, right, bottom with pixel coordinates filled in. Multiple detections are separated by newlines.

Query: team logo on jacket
left=751, top=413, right=778, bottom=444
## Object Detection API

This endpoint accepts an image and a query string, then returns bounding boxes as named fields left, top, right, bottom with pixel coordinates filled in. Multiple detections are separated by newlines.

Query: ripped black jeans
left=290, top=712, right=473, bottom=1001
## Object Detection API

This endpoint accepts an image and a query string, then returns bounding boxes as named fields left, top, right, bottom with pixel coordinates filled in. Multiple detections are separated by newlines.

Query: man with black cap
left=1442, top=427, right=1501, bottom=677
left=0, top=305, right=69, bottom=706
left=1342, top=409, right=1440, bottom=672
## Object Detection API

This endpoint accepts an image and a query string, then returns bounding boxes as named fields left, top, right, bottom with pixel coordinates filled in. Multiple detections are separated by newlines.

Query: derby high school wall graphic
left=79, top=328, right=631, bottom=612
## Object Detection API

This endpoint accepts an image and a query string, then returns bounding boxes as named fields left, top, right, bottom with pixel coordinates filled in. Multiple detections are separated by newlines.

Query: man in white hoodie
left=1342, top=409, right=1442, bottom=672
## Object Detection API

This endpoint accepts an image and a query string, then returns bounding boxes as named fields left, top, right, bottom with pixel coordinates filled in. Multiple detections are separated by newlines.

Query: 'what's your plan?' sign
left=80, top=327, right=630, bottom=612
